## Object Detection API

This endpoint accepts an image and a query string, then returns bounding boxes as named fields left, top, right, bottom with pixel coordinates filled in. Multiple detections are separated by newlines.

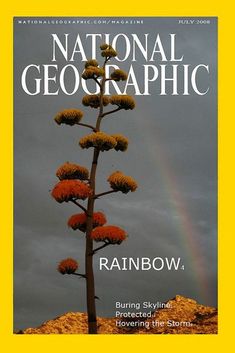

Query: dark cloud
left=14, top=17, right=217, bottom=330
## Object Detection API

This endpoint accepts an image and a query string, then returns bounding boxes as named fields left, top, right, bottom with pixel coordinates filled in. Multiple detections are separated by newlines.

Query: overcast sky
left=14, top=17, right=217, bottom=331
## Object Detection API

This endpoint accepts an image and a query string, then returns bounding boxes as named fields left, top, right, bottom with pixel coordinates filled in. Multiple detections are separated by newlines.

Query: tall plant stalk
left=52, top=44, right=137, bottom=334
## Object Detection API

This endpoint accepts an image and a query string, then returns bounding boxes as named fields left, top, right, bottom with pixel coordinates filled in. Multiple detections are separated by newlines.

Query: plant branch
left=71, top=272, right=87, bottom=279
left=93, top=77, right=102, bottom=88
left=93, top=189, right=118, bottom=199
left=101, top=107, right=122, bottom=118
left=71, top=199, right=87, bottom=214
left=92, top=242, right=111, bottom=255
left=103, top=57, right=109, bottom=68
left=78, top=122, right=97, bottom=132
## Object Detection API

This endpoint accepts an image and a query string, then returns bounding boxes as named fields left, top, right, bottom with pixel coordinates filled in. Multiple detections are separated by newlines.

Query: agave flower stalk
left=52, top=44, right=137, bottom=334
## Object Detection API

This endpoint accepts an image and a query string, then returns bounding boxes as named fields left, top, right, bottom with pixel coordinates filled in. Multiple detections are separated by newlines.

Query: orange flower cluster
left=82, top=94, right=110, bottom=108
left=57, top=258, right=78, bottom=275
left=56, top=162, right=89, bottom=181
left=100, top=44, right=117, bottom=58
left=110, top=69, right=128, bottom=81
left=51, top=180, right=91, bottom=203
left=54, top=109, right=83, bottom=126
left=100, top=43, right=109, bottom=50
left=110, top=95, right=135, bottom=110
left=82, top=67, right=105, bottom=80
left=111, top=134, right=129, bottom=151
left=68, top=211, right=107, bottom=232
left=85, top=59, right=99, bottom=68
left=107, top=171, right=138, bottom=193
left=91, top=225, right=127, bottom=244
left=79, top=132, right=117, bottom=151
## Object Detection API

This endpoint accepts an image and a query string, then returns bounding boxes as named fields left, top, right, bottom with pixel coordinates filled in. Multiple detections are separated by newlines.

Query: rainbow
left=134, top=114, right=214, bottom=304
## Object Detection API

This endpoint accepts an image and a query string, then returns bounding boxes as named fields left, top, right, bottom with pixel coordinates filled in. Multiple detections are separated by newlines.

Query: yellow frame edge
left=0, top=0, right=232, bottom=352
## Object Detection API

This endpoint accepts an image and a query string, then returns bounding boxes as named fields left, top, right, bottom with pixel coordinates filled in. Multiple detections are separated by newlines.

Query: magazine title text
left=21, top=33, right=210, bottom=96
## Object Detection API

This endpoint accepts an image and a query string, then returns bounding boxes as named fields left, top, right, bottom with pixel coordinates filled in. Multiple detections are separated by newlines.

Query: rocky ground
left=20, top=295, right=217, bottom=334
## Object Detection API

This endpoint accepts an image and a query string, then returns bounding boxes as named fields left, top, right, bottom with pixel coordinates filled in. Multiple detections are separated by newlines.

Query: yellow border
left=1, top=1, right=232, bottom=352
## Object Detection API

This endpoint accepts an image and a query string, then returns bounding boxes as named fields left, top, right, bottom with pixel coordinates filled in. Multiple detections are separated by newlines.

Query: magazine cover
left=14, top=16, right=217, bottom=335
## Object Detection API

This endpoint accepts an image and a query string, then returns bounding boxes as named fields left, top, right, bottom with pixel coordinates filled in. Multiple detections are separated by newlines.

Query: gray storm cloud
left=14, top=17, right=217, bottom=330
